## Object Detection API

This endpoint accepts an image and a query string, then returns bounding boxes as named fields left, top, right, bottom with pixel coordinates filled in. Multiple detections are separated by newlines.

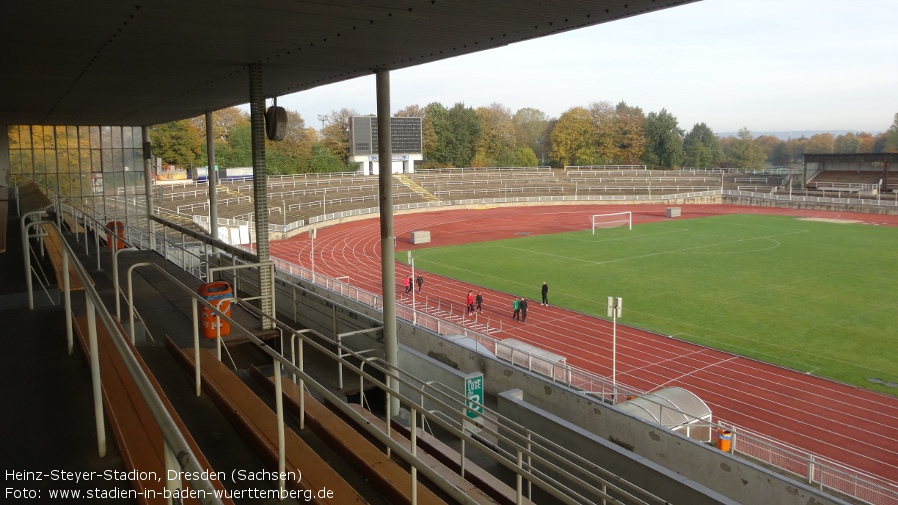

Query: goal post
left=592, top=211, right=632, bottom=234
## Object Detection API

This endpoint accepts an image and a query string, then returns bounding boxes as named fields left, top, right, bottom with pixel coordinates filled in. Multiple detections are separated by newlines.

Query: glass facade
left=7, top=125, right=146, bottom=224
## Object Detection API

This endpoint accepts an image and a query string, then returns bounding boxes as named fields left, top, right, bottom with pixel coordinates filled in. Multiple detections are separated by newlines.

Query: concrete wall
left=498, top=389, right=740, bottom=505
left=496, top=387, right=850, bottom=505
left=398, top=345, right=482, bottom=421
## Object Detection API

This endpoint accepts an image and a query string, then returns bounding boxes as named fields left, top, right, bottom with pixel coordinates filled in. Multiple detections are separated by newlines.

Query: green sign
left=465, top=375, right=483, bottom=419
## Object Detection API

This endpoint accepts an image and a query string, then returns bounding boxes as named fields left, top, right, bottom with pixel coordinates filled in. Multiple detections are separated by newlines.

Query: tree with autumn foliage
left=612, top=102, right=646, bottom=164
left=550, top=107, right=602, bottom=167
left=884, top=113, right=898, bottom=152
left=320, top=108, right=360, bottom=163
left=472, top=103, right=519, bottom=167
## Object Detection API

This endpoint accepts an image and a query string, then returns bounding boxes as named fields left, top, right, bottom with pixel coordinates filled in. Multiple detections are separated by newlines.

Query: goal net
left=592, top=211, right=632, bottom=234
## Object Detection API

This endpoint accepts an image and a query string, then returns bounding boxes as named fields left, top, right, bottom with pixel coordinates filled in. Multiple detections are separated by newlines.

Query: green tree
left=727, top=128, right=766, bottom=168
left=682, top=123, right=723, bottom=168
left=550, top=107, right=602, bottom=167
left=266, top=109, right=315, bottom=173
left=642, top=109, right=684, bottom=169
left=426, top=102, right=480, bottom=167
left=512, top=108, right=551, bottom=165
left=495, top=147, right=539, bottom=167
left=214, top=123, right=253, bottom=168
left=770, top=142, right=792, bottom=166
left=149, top=119, right=203, bottom=168
left=307, top=143, right=351, bottom=173
left=833, top=133, right=861, bottom=154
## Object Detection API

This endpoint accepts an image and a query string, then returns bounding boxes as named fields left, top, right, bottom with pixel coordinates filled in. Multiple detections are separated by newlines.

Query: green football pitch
left=406, top=213, right=898, bottom=395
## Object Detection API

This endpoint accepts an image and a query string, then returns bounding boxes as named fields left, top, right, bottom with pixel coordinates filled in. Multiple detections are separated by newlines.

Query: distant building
left=349, top=116, right=423, bottom=175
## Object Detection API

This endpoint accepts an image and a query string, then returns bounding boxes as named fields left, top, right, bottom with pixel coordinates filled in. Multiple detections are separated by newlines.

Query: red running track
left=269, top=203, right=898, bottom=485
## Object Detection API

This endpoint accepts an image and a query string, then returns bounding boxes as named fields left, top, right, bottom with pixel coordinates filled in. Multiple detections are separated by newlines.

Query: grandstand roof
left=2, top=0, right=697, bottom=126
left=804, top=153, right=898, bottom=164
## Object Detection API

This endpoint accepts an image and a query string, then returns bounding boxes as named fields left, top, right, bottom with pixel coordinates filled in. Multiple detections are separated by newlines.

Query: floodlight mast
left=607, top=296, right=623, bottom=401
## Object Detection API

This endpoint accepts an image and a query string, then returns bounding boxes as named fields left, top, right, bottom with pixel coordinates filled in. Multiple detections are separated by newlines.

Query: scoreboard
left=350, top=116, right=423, bottom=156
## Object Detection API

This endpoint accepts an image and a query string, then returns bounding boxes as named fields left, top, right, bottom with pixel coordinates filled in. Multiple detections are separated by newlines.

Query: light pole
left=317, top=114, right=327, bottom=130
left=606, top=296, right=623, bottom=401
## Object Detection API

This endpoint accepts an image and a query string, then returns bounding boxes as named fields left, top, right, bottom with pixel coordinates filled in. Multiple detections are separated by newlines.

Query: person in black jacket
left=541, top=281, right=549, bottom=306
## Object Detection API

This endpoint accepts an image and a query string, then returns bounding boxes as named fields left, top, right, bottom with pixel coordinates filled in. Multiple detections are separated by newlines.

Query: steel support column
left=376, top=69, right=399, bottom=416
left=206, top=111, right=219, bottom=243
left=142, top=126, right=156, bottom=251
left=249, top=64, right=274, bottom=329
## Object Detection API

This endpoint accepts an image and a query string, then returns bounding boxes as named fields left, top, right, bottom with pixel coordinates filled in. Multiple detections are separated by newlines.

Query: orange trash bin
left=106, top=221, right=126, bottom=250
left=716, top=428, right=732, bottom=452
left=198, top=281, right=232, bottom=338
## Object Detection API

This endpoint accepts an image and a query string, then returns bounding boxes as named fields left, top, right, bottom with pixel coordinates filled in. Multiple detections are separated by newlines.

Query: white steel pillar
left=206, top=111, right=219, bottom=242
left=376, top=69, right=399, bottom=416
left=142, top=126, right=156, bottom=251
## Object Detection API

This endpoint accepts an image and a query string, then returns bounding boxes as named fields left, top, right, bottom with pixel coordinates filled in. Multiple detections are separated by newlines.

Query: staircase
left=394, top=174, right=440, bottom=202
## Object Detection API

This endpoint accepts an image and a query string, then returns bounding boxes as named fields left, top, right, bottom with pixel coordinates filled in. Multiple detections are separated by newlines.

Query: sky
left=274, top=0, right=898, bottom=136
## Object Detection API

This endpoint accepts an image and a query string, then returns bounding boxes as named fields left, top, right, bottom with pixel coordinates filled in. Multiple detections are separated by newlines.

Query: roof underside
left=1, top=0, right=698, bottom=126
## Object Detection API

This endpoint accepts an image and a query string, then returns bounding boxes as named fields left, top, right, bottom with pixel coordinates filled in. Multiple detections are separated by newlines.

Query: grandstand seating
left=149, top=168, right=796, bottom=240
left=42, top=223, right=87, bottom=292
left=249, top=367, right=453, bottom=505
left=72, top=316, right=233, bottom=505
left=807, top=170, right=881, bottom=189
left=169, top=340, right=369, bottom=504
